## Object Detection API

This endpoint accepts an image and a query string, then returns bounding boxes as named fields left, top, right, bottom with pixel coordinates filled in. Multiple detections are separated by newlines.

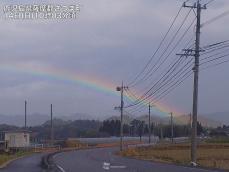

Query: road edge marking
left=57, top=165, right=66, bottom=172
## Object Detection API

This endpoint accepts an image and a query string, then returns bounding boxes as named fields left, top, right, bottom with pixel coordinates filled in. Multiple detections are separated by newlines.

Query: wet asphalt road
left=0, top=153, right=46, bottom=172
left=54, top=148, right=221, bottom=172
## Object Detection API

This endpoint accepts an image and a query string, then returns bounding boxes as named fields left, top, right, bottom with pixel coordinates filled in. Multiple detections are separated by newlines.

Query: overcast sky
left=0, top=0, right=228, bottom=119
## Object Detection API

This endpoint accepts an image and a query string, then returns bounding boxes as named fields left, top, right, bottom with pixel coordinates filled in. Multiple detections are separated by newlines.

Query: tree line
left=0, top=118, right=204, bottom=142
left=99, top=119, right=204, bottom=139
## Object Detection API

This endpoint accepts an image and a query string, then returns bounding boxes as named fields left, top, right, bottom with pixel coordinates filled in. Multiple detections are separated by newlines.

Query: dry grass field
left=120, top=143, right=229, bottom=170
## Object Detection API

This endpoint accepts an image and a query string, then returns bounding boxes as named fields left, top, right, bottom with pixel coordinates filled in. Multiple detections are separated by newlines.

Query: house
left=3, top=130, right=31, bottom=148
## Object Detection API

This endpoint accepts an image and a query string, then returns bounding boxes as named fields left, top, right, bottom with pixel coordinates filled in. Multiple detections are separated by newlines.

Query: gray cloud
left=0, top=0, right=228, bottom=119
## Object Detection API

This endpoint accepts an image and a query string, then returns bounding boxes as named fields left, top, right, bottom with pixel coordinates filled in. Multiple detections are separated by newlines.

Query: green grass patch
left=0, top=151, right=33, bottom=166
left=206, top=137, right=229, bottom=144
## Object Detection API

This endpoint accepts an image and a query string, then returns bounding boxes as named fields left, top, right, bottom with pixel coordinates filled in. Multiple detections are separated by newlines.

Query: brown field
left=119, top=143, right=229, bottom=170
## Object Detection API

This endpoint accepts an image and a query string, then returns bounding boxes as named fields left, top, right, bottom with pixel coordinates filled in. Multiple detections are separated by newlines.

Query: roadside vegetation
left=99, top=119, right=204, bottom=139
left=206, top=137, right=229, bottom=144
left=120, top=142, right=229, bottom=170
left=0, top=151, right=33, bottom=166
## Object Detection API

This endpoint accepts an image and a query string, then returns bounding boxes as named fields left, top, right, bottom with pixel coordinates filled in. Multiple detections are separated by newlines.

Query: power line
left=124, top=57, right=193, bottom=110
left=200, top=53, right=229, bottom=66
left=125, top=37, right=195, bottom=108
left=144, top=59, right=193, bottom=102
left=124, top=6, right=196, bottom=115
left=201, top=59, right=229, bottom=71
left=202, top=44, right=229, bottom=54
left=202, top=40, right=229, bottom=50
left=201, top=9, right=229, bottom=27
left=123, top=41, right=195, bottom=116
left=205, top=0, right=215, bottom=6
left=138, top=36, right=195, bottom=94
left=151, top=70, right=193, bottom=104
left=130, top=8, right=193, bottom=87
left=201, top=48, right=229, bottom=61
left=128, top=67, right=193, bottom=114
left=127, top=5, right=184, bottom=87
left=134, top=16, right=195, bottom=88
left=124, top=50, right=193, bottom=110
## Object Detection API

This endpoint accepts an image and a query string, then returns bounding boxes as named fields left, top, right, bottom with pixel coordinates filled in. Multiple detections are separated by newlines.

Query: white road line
left=179, top=165, right=220, bottom=172
left=110, top=165, right=126, bottom=169
left=103, top=162, right=111, bottom=170
left=57, top=165, right=66, bottom=172
left=103, top=162, right=127, bottom=170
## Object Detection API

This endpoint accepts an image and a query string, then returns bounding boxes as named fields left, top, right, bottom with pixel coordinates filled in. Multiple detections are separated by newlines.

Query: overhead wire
left=201, top=59, right=229, bottom=71
left=124, top=1, right=229, bottom=115
left=124, top=56, right=193, bottom=110
left=138, top=18, right=196, bottom=91
left=200, top=53, right=229, bottom=66
left=127, top=5, right=184, bottom=87
left=124, top=39, right=195, bottom=110
left=130, top=8, right=193, bottom=88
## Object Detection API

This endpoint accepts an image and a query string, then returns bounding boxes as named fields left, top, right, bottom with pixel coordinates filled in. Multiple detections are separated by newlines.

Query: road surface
left=0, top=153, right=46, bottom=172
left=54, top=148, right=220, bottom=172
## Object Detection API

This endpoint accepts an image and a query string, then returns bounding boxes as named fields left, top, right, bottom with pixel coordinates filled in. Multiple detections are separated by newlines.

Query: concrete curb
left=41, top=151, right=62, bottom=172
left=42, top=148, right=88, bottom=172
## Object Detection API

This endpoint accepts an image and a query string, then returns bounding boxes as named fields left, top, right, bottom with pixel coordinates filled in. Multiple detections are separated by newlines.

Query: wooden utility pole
left=189, top=113, right=192, bottom=134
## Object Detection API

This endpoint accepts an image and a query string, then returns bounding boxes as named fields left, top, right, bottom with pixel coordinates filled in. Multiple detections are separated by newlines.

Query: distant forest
left=0, top=118, right=211, bottom=143
left=99, top=119, right=204, bottom=139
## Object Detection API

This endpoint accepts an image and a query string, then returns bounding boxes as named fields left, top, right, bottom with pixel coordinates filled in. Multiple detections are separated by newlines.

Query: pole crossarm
left=177, top=49, right=205, bottom=57
left=183, top=2, right=207, bottom=10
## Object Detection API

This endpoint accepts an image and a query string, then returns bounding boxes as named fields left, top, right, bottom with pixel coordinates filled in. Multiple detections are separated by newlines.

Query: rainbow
left=0, top=62, right=185, bottom=118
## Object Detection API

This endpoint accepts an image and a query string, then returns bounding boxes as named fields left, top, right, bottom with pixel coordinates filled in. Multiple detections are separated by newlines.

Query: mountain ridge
left=0, top=112, right=226, bottom=127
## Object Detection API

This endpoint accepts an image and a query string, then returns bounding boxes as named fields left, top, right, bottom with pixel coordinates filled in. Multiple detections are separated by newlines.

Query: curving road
left=54, top=148, right=220, bottom=172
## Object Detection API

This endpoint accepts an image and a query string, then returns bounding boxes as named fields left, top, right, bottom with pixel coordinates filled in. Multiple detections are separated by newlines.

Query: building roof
left=1, top=130, right=32, bottom=134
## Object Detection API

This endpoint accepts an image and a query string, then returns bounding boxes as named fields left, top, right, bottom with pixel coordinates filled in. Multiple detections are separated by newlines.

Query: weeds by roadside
left=119, top=143, right=229, bottom=170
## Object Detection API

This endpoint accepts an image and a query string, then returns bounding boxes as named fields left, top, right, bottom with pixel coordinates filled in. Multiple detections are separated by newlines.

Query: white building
left=4, top=131, right=30, bottom=148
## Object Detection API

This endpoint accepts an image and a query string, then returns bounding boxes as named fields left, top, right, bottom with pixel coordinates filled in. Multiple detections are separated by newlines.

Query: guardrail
left=33, top=144, right=61, bottom=153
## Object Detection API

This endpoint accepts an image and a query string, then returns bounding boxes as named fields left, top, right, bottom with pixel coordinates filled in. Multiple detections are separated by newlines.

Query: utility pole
left=24, top=100, right=27, bottom=129
left=183, top=0, right=206, bottom=164
left=160, top=121, right=163, bottom=140
left=116, top=82, right=128, bottom=151
left=148, top=103, right=151, bottom=144
left=170, top=112, right=174, bottom=143
left=50, top=104, right=54, bottom=145
left=189, top=113, right=192, bottom=132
